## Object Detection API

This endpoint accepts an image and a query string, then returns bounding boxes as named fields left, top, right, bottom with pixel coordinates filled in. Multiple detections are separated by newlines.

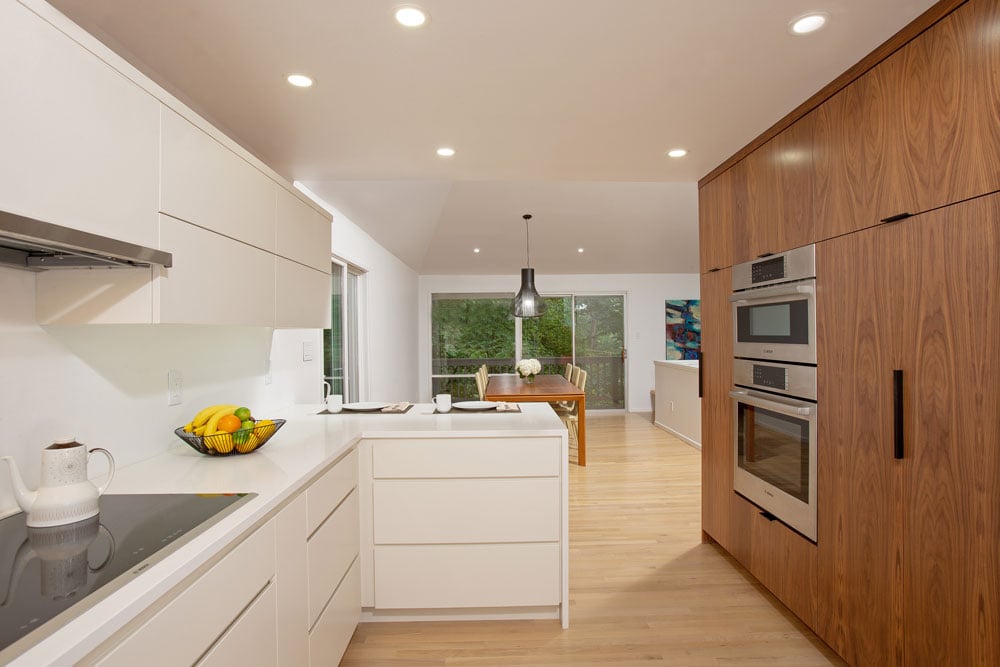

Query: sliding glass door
left=324, top=260, right=362, bottom=401
left=430, top=292, right=626, bottom=408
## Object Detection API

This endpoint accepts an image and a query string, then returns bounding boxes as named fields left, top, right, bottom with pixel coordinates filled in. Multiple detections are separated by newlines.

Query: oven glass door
left=731, top=388, right=817, bottom=541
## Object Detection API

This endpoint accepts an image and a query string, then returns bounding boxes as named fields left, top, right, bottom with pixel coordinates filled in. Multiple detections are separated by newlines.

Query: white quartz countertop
left=654, top=359, right=700, bottom=373
left=6, top=402, right=564, bottom=666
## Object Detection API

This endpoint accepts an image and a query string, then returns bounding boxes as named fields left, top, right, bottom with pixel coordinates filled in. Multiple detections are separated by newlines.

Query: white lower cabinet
left=81, top=446, right=360, bottom=667
left=309, top=559, right=361, bottom=665
left=85, top=521, right=277, bottom=667
left=362, top=436, right=566, bottom=622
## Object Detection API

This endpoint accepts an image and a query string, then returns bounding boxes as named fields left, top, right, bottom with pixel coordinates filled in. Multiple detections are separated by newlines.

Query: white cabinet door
left=371, top=437, right=562, bottom=478
left=158, top=215, right=275, bottom=326
left=160, top=107, right=275, bottom=252
left=0, top=1, right=158, bottom=248
left=275, top=187, right=332, bottom=272
left=275, top=257, right=331, bottom=329
left=307, top=490, right=360, bottom=629
left=275, top=494, right=309, bottom=667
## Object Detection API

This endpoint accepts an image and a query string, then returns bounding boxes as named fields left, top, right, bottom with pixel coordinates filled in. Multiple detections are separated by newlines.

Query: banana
left=204, top=405, right=238, bottom=436
left=194, top=424, right=208, bottom=437
left=183, top=421, right=195, bottom=433
left=191, top=403, right=231, bottom=429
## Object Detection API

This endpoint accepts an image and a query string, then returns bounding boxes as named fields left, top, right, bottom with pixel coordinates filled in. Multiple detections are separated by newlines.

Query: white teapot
left=1, top=437, right=115, bottom=527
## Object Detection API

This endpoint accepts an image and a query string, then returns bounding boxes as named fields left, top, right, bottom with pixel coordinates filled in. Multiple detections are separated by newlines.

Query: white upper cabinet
left=0, top=0, right=159, bottom=248
left=275, top=187, right=332, bottom=273
left=160, top=108, right=276, bottom=252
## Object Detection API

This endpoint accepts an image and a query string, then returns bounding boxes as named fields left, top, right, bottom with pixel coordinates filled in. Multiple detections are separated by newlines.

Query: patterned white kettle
left=1, top=437, right=115, bottom=527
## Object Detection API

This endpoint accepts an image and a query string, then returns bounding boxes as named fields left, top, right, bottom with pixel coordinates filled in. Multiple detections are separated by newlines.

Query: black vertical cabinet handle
left=893, top=370, right=904, bottom=459
left=698, top=352, right=703, bottom=399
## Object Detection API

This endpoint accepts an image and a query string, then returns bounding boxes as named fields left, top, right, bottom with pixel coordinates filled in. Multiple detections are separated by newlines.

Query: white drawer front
left=373, top=543, right=560, bottom=609
left=307, top=489, right=360, bottom=629
left=307, top=449, right=358, bottom=536
left=308, top=558, right=360, bottom=666
left=374, top=478, right=559, bottom=543
left=371, top=437, right=561, bottom=478
left=91, top=521, right=275, bottom=666
left=197, top=583, right=277, bottom=667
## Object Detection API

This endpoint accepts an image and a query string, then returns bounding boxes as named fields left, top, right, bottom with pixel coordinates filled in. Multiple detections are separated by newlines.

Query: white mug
left=326, top=394, right=343, bottom=413
left=435, top=393, right=452, bottom=413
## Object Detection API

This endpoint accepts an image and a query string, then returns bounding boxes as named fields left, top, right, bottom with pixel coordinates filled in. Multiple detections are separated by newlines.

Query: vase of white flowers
left=516, top=358, right=542, bottom=383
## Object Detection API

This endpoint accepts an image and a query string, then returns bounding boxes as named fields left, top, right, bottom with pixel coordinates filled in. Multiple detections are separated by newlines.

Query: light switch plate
left=302, top=341, right=314, bottom=362
left=167, top=369, right=183, bottom=406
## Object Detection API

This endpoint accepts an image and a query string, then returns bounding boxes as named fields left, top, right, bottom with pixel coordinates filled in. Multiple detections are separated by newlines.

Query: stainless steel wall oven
left=730, top=245, right=818, bottom=542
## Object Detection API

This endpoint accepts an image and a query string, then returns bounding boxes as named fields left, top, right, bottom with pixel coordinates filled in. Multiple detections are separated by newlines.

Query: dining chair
left=563, top=363, right=573, bottom=380
left=475, top=365, right=487, bottom=400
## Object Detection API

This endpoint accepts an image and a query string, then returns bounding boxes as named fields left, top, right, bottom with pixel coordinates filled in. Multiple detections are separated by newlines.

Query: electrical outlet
left=167, top=369, right=183, bottom=406
left=670, top=400, right=675, bottom=412
left=302, top=341, right=314, bottom=362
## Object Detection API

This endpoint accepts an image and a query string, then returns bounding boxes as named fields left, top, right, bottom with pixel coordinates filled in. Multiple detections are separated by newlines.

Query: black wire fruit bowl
left=173, top=419, right=286, bottom=456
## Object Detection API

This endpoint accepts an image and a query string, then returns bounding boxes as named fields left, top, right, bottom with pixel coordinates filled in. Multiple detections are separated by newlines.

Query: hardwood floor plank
left=341, top=413, right=844, bottom=666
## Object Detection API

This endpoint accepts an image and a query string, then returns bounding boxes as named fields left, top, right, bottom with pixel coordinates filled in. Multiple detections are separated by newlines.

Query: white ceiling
left=48, top=0, right=936, bottom=274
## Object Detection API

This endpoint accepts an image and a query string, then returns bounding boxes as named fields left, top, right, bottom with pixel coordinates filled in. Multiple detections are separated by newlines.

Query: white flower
left=516, top=358, right=542, bottom=377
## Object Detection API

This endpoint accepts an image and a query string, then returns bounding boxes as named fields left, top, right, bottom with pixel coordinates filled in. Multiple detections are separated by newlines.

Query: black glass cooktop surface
left=0, top=492, right=255, bottom=658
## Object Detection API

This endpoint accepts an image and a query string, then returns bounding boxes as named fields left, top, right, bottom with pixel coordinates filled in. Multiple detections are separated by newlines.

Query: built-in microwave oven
left=730, top=245, right=816, bottom=365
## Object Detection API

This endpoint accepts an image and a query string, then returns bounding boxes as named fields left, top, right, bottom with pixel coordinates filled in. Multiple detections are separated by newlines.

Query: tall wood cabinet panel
left=815, top=227, right=904, bottom=664
left=698, top=171, right=734, bottom=272
left=0, top=0, right=159, bottom=248
left=876, top=0, right=1000, bottom=221
left=815, top=193, right=1000, bottom=664
left=699, top=268, right=734, bottom=550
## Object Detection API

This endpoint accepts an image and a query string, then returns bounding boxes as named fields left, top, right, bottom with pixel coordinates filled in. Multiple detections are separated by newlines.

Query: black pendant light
left=512, top=213, right=547, bottom=318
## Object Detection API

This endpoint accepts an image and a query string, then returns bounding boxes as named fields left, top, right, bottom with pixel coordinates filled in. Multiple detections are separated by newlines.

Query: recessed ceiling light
left=436, top=147, right=455, bottom=157
left=667, top=148, right=688, bottom=158
left=790, top=12, right=829, bottom=35
left=286, top=73, right=314, bottom=88
left=473, top=248, right=481, bottom=254
left=395, top=5, right=428, bottom=27
left=577, top=248, right=585, bottom=253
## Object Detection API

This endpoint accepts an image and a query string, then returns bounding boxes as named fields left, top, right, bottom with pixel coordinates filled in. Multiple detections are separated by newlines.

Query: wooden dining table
left=485, top=374, right=587, bottom=466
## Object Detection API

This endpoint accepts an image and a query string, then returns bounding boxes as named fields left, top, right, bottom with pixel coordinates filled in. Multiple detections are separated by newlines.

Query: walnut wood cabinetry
left=732, top=116, right=816, bottom=264
left=698, top=173, right=734, bottom=272
left=815, top=193, right=1000, bottom=665
left=698, top=268, right=733, bottom=549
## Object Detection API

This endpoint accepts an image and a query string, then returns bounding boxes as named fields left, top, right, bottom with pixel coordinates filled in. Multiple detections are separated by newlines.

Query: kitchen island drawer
left=373, top=543, right=560, bottom=609
left=371, top=436, right=561, bottom=478
left=374, top=478, right=559, bottom=543
left=307, top=489, right=359, bottom=628
left=307, top=448, right=358, bottom=535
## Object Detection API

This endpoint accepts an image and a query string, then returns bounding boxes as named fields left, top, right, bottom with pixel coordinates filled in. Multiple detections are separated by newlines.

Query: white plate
left=452, top=401, right=498, bottom=411
left=342, top=401, right=389, bottom=412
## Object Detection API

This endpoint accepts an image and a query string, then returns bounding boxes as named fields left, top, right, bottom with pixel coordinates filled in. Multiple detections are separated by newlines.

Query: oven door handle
left=729, top=389, right=816, bottom=417
left=728, top=283, right=814, bottom=303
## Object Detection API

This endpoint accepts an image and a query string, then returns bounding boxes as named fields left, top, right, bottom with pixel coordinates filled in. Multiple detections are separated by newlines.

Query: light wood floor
left=341, top=413, right=845, bottom=666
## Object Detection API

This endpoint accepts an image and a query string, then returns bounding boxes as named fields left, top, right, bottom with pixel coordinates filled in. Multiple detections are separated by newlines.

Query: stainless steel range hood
left=0, top=210, right=172, bottom=271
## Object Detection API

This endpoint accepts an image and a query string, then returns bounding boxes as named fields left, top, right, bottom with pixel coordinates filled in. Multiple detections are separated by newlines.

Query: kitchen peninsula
left=2, top=403, right=567, bottom=667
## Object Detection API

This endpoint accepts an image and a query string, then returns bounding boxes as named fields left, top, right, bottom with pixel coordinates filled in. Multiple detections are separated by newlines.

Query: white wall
left=0, top=265, right=322, bottom=515
left=417, top=273, right=700, bottom=411
left=300, top=191, right=420, bottom=403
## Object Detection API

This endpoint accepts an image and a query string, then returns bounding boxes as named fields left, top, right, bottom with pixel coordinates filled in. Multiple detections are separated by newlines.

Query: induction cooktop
left=0, top=492, right=255, bottom=659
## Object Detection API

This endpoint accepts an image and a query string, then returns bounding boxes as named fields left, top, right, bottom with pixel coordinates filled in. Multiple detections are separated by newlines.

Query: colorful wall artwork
left=665, top=299, right=701, bottom=360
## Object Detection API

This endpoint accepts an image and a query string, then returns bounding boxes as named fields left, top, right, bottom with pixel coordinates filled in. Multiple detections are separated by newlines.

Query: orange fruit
left=217, top=414, right=242, bottom=433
